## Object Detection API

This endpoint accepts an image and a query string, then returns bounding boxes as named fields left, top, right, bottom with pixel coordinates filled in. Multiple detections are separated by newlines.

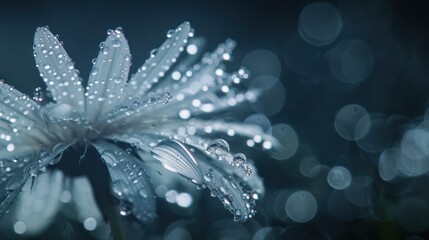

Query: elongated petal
left=93, top=141, right=156, bottom=222
left=152, top=139, right=204, bottom=185
left=0, top=141, right=73, bottom=219
left=2, top=170, right=63, bottom=236
left=196, top=150, right=261, bottom=222
left=33, top=27, right=85, bottom=111
left=144, top=139, right=262, bottom=221
left=86, top=28, right=131, bottom=121
left=0, top=82, right=52, bottom=147
left=68, top=176, right=105, bottom=223
left=126, top=22, right=190, bottom=97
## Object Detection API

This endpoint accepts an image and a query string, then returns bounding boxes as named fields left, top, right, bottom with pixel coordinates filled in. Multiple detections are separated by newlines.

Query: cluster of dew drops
left=206, top=138, right=252, bottom=176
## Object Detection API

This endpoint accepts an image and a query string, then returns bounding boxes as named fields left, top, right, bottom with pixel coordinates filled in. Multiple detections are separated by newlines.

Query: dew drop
left=166, top=29, right=175, bottom=38
left=232, top=153, right=247, bottom=166
left=43, top=64, right=50, bottom=70
left=119, top=201, right=132, bottom=216
left=66, top=62, right=74, bottom=70
left=113, top=77, right=123, bottom=84
left=102, top=46, right=109, bottom=55
left=206, top=139, right=230, bottom=157
left=150, top=48, right=158, bottom=57
left=112, top=39, right=121, bottom=48
left=90, top=68, right=98, bottom=76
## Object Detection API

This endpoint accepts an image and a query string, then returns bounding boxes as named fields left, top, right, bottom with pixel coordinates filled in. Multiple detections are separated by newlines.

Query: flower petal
left=33, top=27, right=85, bottom=111
left=93, top=141, right=157, bottom=223
left=1, top=170, right=64, bottom=236
left=68, top=176, right=107, bottom=230
left=141, top=139, right=262, bottom=222
left=126, top=22, right=191, bottom=97
left=151, top=139, right=204, bottom=185
left=0, top=141, right=74, bottom=219
left=85, top=28, right=131, bottom=121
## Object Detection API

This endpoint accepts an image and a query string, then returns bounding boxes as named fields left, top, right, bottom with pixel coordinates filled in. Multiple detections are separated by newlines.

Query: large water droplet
left=112, top=39, right=121, bottom=48
left=232, top=153, right=247, bottom=166
left=206, top=139, right=230, bottom=157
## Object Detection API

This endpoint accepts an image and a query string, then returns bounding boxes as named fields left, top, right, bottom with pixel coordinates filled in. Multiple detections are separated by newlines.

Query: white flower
left=0, top=22, right=277, bottom=233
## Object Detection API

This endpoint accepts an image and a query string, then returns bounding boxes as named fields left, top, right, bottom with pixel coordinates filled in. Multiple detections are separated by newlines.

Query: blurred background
left=1, top=0, right=429, bottom=239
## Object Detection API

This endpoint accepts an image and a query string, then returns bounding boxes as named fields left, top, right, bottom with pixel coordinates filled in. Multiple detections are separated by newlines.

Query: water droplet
left=102, top=46, right=109, bottom=55
left=43, top=64, right=50, bottom=70
left=166, top=29, right=175, bottom=38
left=111, top=180, right=129, bottom=197
left=33, top=87, right=45, bottom=102
left=150, top=48, right=158, bottom=57
left=115, top=27, right=123, bottom=34
left=90, top=68, right=98, bottom=76
left=204, top=172, right=214, bottom=182
left=206, top=139, right=230, bottom=157
left=232, top=153, right=246, bottom=166
left=113, top=77, right=123, bottom=84
left=138, top=189, right=148, bottom=198
left=112, top=39, right=121, bottom=48
left=66, top=62, right=74, bottom=70
left=119, top=201, right=132, bottom=216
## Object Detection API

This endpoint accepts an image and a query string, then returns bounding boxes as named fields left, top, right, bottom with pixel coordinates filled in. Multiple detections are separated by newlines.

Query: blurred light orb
left=269, top=124, right=299, bottom=160
left=299, top=156, right=321, bottom=178
left=241, top=50, right=281, bottom=81
left=176, top=193, right=193, bottom=208
left=13, top=221, right=27, bottom=235
left=334, top=104, right=370, bottom=141
left=298, top=2, right=342, bottom=46
left=398, top=128, right=429, bottom=176
left=330, top=39, right=374, bottom=84
left=356, top=114, right=394, bottom=153
left=83, top=217, right=97, bottom=231
left=186, top=44, right=198, bottom=55
left=166, top=228, right=192, bottom=240
left=285, top=191, right=317, bottom=223
left=327, top=166, right=352, bottom=190
left=253, top=227, right=283, bottom=240
left=244, top=114, right=272, bottom=134
left=345, top=176, right=373, bottom=207
left=378, top=148, right=400, bottom=181
left=248, top=75, right=285, bottom=116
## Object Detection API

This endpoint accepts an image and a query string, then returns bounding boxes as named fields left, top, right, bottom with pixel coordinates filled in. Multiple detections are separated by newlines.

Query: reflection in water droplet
left=232, top=153, right=246, bottom=166
left=206, top=139, right=230, bottom=157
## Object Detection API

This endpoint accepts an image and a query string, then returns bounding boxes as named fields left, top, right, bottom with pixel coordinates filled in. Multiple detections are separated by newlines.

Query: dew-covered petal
left=0, top=82, right=53, bottom=148
left=0, top=141, right=74, bottom=219
left=151, top=139, right=204, bottom=185
left=33, top=27, right=85, bottom=111
left=126, top=22, right=191, bottom=97
left=193, top=147, right=262, bottom=222
left=93, top=141, right=157, bottom=222
left=96, top=91, right=171, bottom=131
left=141, top=137, right=262, bottom=222
left=0, top=170, right=63, bottom=236
left=86, top=28, right=131, bottom=121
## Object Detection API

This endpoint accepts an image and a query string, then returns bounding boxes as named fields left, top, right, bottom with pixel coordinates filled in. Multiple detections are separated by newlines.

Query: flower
left=0, top=22, right=277, bottom=234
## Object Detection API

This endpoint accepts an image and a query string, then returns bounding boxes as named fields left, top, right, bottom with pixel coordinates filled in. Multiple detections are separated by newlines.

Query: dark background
left=1, top=0, right=429, bottom=239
